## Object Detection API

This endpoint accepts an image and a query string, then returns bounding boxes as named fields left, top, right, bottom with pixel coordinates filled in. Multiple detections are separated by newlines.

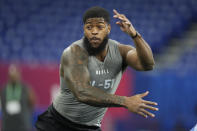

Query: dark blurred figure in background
left=0, top=64, right=36, bottom=131
left=174, top=120, right=187, bottom=131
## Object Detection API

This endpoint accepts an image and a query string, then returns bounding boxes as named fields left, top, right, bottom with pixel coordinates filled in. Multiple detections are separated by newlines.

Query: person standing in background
left=0, top=64, right=36, bottom=131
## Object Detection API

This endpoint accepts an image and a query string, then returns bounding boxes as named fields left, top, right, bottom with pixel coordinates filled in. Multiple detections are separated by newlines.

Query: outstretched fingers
left=141, top=103, right=159, bottom=111
left=137, top=111, right=148, bottom=118
left=116, top=21, right=123, bottom=26
left=140, top=109, right=155, bottom=118
left=137, top=104, right=157, bottom=118
left=143, top=100, right=158, bottom=106
left=139, top=91, right=149, bottom=98
left=113, top=9, right=120, bottom=16
left=113, top=9, right=127, bottom=21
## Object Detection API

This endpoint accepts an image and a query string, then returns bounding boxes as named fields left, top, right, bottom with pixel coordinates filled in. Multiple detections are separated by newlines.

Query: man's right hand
left=124, top=91, right=158, bottom=118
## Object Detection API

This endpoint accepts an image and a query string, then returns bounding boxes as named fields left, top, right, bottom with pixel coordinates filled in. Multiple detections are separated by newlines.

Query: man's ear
left=107, top=24, right=111, bottom=34
left=83, top=25, right=86, bottom=34
left=83, top=25, right=85, bottom=31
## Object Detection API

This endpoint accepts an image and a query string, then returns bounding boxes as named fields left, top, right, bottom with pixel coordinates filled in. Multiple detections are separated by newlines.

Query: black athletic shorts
left=35, top=104, right=101, bottom=131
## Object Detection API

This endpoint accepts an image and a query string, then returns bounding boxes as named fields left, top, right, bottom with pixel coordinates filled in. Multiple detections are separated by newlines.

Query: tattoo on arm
left=61, top=45, right=126, bottom=107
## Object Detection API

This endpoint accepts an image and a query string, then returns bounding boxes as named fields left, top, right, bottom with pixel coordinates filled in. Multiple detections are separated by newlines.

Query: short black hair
left=83, top=6, right=110, bottom=24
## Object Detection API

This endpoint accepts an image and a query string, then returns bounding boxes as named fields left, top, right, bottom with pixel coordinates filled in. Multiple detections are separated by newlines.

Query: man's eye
left=98, top=26, right=104, bottom=29
left=86, top=26, right=92, bottom=30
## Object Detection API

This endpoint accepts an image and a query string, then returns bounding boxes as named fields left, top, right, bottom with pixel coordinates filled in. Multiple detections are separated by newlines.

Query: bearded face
left=83, top=35, right=109, bottom=56
left=83, top=17, right=110, bottom=55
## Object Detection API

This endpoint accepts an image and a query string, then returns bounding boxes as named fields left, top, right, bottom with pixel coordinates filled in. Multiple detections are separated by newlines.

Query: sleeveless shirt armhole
left=122, top=60, right=128, bottom=72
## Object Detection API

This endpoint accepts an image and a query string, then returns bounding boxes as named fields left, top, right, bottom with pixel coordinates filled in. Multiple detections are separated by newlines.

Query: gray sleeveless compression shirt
left=53, top=38, right=124, bottom=127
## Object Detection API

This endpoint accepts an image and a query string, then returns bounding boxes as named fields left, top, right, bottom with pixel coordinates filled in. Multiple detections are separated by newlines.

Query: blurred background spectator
left=0, top=64, right=35, bottom=131
left=0, top=0, right=197, bottom=130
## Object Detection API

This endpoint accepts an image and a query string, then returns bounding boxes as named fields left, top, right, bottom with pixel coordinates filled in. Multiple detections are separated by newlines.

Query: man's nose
left=92, top=28, right=98, bottom=35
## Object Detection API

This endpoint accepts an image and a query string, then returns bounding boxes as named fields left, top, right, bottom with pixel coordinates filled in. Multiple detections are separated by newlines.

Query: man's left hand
left=113, top=9, right=136, bottom=37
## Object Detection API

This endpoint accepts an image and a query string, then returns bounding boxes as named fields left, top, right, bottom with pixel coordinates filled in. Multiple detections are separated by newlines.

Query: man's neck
left=95, top=44, right=109, bottom=62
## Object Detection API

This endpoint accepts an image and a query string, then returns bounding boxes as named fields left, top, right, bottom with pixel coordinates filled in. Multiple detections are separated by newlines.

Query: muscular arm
left=119, top=34, right=155, bottom=71
left=113, top=9, right=155, bottom=71
left=61, top=45, right=126, bottom=107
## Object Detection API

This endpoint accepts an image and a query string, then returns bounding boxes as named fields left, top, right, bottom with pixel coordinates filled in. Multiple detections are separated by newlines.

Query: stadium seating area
left=178, top=44, right=197, bottom=72
left=0, top=0, right=197, bottom=63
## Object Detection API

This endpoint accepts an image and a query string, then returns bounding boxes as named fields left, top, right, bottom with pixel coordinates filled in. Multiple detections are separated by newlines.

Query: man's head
left=8, top=64, right=21, bottom=84
left=83, top=6, right=111, bottom=55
